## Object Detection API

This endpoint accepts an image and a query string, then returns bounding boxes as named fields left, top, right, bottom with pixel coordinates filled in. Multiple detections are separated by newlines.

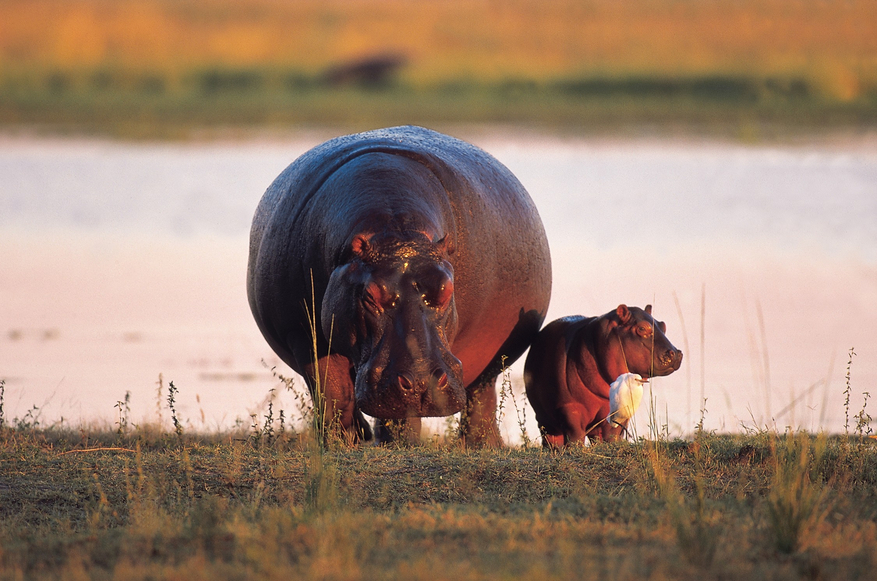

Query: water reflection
left=1, top=133, right=875, bottom=439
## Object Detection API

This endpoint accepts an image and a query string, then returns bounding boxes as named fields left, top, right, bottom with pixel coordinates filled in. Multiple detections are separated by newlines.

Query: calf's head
left=608, top=304, right=683, bottom=379
left=321, top=233, right=464, bottom=419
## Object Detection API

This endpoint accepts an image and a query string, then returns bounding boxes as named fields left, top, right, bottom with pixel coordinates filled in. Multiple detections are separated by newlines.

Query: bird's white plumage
left=607, top=373, right=646, bottom=427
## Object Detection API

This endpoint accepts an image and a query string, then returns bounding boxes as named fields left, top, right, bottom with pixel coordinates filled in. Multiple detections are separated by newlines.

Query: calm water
left=2, top=132, right=876, bottom=439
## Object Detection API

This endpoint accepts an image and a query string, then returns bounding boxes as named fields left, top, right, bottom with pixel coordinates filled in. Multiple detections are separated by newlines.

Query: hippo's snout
left=658, top=348, right=683, bottom=374
left=357, top=358, right=465, bottom=419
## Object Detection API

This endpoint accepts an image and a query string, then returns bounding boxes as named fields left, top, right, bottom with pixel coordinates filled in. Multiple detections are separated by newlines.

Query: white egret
left=607, top=373, right=647, bottom=427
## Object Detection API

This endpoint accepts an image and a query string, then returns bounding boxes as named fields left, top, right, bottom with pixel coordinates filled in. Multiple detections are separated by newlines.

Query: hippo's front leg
left=587, top=417, right=625, bottom=443
left=301, top=353, right=373, bottom=443
left=460, top=375, right=502, bottom=447
left=373, top=418, right=423, bottom=446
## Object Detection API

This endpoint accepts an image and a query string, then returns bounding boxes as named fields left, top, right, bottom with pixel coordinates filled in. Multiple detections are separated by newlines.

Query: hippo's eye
left=415, top=274, right=453, bottom=309
left=637, top=324, right=653, bottom=338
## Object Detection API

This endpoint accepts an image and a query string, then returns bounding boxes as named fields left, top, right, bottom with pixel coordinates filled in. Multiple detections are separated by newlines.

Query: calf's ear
left=616, top=304, right=631, bottom=324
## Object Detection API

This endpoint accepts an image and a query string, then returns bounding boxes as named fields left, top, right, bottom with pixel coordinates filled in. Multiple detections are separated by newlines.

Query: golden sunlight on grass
left=2, top=0, right=875, bottom=135
left=1, top=420, right=876, bottom=579
left=1, top=0, right=875, bottom=89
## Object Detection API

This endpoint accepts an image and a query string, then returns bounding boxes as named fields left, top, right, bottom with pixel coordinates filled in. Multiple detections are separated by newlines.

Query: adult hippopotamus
left=248, top=126, right=551, bottom=446
left=523, top=305, right=682, bottom=446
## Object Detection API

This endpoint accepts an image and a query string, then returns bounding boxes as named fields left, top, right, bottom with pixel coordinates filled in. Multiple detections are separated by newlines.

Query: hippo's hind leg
left=541, top=432, right=565, bottom=448
left=299, top=352, right=373, bottom=444
left=460, top=373, right=503, bottom=448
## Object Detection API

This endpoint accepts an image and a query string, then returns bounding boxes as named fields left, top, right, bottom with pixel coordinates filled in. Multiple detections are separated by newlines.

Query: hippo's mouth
left=353, top=358, right=466, bottom=419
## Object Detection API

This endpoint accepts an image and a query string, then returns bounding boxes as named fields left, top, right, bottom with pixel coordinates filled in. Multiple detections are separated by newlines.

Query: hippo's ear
left=616, top=304, right=631, bottom=324
left=645, top=304, right=653, bottom=315
left=435, top=234, right=455, bottom=256
left=350, top=235, right=371, bottom=258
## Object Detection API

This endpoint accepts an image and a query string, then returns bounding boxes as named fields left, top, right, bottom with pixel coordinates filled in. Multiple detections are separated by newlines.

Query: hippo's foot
left=541, top=432, right=565, bottom=449
left=584, top=421, right=625, bottom=444
left=460, top=374, right=503, bottom=448
left=319, top=411, right=373, bottom=447
left=302, top=354, right=375, bottom=446
left=374, top=418, right=422, bottom=446
left=353, top=408, right=374, bottom=442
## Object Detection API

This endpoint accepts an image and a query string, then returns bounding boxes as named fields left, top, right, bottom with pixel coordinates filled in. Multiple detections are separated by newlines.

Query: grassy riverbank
left=2, top=0, right=876, bottom=138
left=5, top=79, right=875, bottom=140
left=1, top=421, right=876, bottom=579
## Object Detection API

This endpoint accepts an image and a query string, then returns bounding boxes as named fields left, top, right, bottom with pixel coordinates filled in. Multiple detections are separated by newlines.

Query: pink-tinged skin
left=524, top=305, right=682, bottom=446
left=248, top=126, right=551, bottom=446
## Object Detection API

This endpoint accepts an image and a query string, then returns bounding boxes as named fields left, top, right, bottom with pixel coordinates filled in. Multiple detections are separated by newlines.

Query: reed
left=649, top=442, right=719, bottom=568
left=114, top=390, right=131, bottom=437
left=166, top=380, right=184, bottom=447
left=765, top=431, right=828, bottom=554
left=497, top=355, right=533, bottom=447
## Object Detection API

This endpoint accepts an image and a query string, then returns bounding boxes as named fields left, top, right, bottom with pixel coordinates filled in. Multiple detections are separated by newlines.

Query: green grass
left=2, top=70, right=876, bottom=139
left=1, top=422, right=876, bottom=580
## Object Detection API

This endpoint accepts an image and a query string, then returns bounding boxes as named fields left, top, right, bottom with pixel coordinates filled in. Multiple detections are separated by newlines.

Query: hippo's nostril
left=398, top=374, right=415, bottom=392
left=662, top=349, right=683, bottom=370
left=432, top=369, right=449, bottom=389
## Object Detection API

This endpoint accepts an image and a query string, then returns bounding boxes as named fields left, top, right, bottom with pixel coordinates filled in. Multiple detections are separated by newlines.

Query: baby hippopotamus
left=523, top=304, right=682, bottom=446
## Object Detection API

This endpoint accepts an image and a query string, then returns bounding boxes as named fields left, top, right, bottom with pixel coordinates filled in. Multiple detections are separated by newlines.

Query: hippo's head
left=320, top=232, right=465, bottom=419
left=609, top=304, right=683, bottom=379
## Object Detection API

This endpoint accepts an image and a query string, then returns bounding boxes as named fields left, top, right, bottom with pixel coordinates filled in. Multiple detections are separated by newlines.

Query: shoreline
left=3, top=122, right=877, bottom=150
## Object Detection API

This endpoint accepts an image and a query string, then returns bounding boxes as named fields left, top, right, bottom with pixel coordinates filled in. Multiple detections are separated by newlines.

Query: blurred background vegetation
left=1, top=0, right=876, bottom=138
